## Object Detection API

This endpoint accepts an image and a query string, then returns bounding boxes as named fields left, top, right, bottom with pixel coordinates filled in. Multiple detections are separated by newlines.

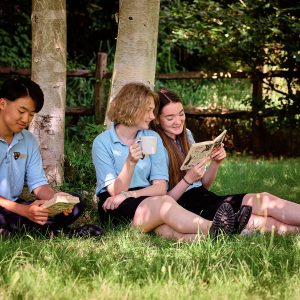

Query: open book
left=41, top=194, right=80, bottom=217
left=180, top=130, right=227, bottom=170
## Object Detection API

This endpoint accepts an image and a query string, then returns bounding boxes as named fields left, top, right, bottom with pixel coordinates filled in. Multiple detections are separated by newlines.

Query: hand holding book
left=41, top=194, right=80, bottom=217
left=180, top=130, right=227, bottom=170
left=183, top=156, right=210, bottom=184
left=210, top=143, right=227, bottom=163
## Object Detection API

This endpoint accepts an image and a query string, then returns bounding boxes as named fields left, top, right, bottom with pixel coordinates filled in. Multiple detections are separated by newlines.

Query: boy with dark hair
left=0, top=78, right=102, bottom=237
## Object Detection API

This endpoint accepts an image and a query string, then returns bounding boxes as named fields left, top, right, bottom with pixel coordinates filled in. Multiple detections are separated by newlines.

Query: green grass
left=212, top=156, right=300, bottom=203
left=1, top=157, right=300, bottom=300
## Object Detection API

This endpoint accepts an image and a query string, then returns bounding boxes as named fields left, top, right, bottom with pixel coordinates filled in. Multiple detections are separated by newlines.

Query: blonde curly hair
left=107, top=83, right=158, bottom=126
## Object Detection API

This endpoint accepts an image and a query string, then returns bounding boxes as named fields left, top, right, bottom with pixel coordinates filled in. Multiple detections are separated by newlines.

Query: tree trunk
left=106, top=0, right=160, bottom=123
left=30, top=0, right=67, bottom=186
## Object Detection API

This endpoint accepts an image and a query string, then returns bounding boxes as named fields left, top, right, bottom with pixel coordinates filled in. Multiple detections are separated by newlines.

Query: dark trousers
left=0, top=192, right=85, bottom=233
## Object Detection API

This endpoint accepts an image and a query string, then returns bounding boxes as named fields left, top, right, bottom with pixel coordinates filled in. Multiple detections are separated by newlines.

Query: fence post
left=251, top=67, right=265, bottom=155
left=94, top=52, right=107, bottom=123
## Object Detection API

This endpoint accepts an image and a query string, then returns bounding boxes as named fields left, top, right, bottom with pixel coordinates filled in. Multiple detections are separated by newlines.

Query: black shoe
left=67, top=224, right=105, bottom=238
left=209, top=203, right=235, bottom=237
left=233, top=205, right=252, bottom=234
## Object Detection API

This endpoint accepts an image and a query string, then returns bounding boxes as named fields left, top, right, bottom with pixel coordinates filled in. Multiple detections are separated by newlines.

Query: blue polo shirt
left=0, top=130, right=48, bottom=201
left=92, top=125, right=169, bottom=195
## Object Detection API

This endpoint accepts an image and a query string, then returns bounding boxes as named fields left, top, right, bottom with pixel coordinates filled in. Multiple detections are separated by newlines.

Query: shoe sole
left=235, top=205, right=252, bottom=234
left=210, top=203, right=235, bottom=237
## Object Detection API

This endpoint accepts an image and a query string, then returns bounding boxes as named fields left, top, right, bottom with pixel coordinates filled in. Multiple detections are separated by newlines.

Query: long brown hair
left=153, top=88, right=191, bottom=189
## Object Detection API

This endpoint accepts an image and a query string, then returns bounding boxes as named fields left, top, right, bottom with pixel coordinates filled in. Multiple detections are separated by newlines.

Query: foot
left=233, top=205, right=252, bottom=234
left=209, top=203, right=235, bottom=237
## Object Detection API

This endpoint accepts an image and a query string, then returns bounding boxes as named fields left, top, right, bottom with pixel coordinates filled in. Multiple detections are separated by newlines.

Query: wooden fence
left=1, top=52, right=299, bottom=154
left=1, top=52, right=296, bottom=121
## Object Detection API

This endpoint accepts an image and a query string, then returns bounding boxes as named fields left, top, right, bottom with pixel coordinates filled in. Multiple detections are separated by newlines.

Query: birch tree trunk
left=106, top=0, right=160, bottom=121
left=30, top=0, right=67, bottom=186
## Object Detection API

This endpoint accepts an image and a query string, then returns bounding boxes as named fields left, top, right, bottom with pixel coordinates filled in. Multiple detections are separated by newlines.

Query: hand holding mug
left=128, top=142, right=144, bottom=163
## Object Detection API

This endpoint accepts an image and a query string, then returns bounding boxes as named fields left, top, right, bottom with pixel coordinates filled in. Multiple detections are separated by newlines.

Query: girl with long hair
left=155, top=88, right=300, bottom=235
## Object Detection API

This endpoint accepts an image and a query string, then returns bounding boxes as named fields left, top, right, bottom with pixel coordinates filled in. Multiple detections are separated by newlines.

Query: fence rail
left=1, top=52, right=297, bottom=121
left=1, top=52, right=299, bottom=155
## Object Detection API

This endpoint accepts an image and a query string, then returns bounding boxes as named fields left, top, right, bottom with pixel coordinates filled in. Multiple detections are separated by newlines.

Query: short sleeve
left=92, top=134, right=118, bottom=195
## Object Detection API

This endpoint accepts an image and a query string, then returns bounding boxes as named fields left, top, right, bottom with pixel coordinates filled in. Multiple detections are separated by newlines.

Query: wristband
left=183, top=177, right=192, bottom=185
left=121, top=191, right=130, bottom=199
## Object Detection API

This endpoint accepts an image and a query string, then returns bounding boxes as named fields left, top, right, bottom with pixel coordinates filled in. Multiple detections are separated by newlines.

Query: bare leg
left=242, top=192, right=300, bottom=226
left=132, top=195, right=212, bottom=235
left=154, top=224, right=200, bottom=242
left=246, top=214, right=300, bottom=234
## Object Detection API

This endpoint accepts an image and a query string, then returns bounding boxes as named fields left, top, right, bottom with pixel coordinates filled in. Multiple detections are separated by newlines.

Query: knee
left=250, top=192, right=271, bottom=206
left=159, top=195, right=177, bottom=215
left=258, top=192, right=276, bottom=207
left=160, top=195, right=176, bottom=207
left=163, top=195, right=176, bottom=202
left=260, top=192, right=271, bottom=199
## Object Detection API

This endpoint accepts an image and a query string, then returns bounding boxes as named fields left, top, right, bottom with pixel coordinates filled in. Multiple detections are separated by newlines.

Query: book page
left=180, top=130, right=227, bottom=171
left=46, top=202, right=76, bottom=217
left=212, top=129, right=227, bottom=150
left=180, top=142, right=214, bottom=170
left=41, top=195, right=79, bottom=217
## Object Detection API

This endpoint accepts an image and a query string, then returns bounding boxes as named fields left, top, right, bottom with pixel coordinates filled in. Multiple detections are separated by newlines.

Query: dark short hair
left=0, top=78, right=44, bottom=112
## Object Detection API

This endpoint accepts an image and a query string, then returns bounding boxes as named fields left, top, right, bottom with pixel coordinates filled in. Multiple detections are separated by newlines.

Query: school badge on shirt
left=14, top=152, right=21, bottom=160
left=13, top=152, right=26, bottom=160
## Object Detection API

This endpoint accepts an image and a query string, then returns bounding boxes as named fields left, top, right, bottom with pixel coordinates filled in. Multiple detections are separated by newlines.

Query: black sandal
left=233, top=205, right=252, bottom=234
left=209, top=203, right=235, bottom=237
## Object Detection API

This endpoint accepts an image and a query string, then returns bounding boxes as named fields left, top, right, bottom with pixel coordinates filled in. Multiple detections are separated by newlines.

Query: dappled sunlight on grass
left=2, top=232, right=300, bottom=299
left=211, top=156, right=300, bottom=203
left=1, top=157, right=300, bottom=299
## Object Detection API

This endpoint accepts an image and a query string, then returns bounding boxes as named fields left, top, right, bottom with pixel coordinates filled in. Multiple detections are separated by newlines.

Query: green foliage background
left=0, top=6, right=300, bottom=298
left=0, top=0, right=299, bottom=157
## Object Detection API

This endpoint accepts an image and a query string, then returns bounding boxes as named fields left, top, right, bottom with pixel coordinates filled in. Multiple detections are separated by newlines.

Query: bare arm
left=33, top=184, right=56, bottom=200
left=102, top=179, right=167, bottom=211
left=167, top=178, right=191, bottom=201
left=106, top=142, right=144, bottom=196
left=126, top=179, right=167, bottom=198
left=0, top=195, right=49, bottom=225
left=167, top=157, right=210, bottom=201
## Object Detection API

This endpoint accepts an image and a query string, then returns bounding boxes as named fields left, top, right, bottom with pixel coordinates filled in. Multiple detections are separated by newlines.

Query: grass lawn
left=1, top=156, right=300, bottom=300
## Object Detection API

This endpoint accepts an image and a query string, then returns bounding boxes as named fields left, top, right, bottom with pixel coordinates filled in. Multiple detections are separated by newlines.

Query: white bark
left=30, top=0, right=67, bottom=185
left=107, top=0, right=160, bottom=121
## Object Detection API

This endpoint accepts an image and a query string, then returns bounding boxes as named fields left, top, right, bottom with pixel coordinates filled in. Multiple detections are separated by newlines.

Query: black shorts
left=98, top=189, right=148, bottom=225
left=177, top=186, right=246, bottom=221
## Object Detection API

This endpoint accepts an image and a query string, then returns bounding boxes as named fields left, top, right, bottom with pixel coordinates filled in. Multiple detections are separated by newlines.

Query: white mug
left=140, top=136, right=157, bottom=155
